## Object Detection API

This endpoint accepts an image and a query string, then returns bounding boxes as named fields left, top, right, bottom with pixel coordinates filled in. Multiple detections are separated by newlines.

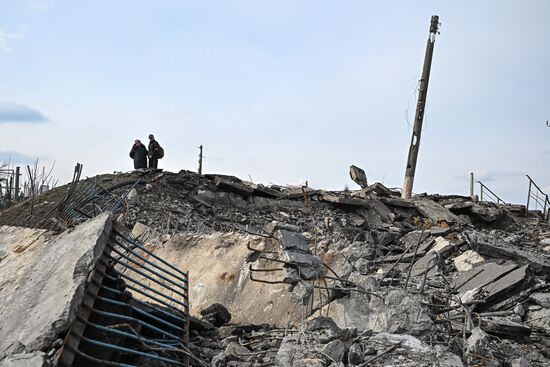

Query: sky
left=0, top=1, right=549, bottom=205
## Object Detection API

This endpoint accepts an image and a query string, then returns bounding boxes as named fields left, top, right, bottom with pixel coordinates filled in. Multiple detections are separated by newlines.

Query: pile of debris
left=0, top=167, right=549, bottom=366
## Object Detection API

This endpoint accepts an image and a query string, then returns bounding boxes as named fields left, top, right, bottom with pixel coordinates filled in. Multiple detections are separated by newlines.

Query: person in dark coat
left=148, top=134, right=161, bottom=169
left=129, top=139, right=148, bottom=169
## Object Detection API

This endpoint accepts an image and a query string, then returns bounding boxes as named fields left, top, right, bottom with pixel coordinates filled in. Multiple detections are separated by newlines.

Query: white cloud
left=0, top=27, right=26, bottom=53
left=28, top=1, right=50, bottom=12
left=0, top=102, right=48, bottom=123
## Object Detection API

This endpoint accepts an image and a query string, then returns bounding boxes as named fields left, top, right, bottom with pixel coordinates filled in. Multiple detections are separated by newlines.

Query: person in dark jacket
left=129, top=139, right=148, bottom=169
left=148, top=134, right=161, bottom=169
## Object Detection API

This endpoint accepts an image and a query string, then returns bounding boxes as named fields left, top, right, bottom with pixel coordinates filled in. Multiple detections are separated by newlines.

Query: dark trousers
left=148, top=158, right=158, bottom=169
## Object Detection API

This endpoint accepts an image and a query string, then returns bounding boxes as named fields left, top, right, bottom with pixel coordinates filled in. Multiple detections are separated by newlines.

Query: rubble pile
left=1, top=168, right=549, bottom=366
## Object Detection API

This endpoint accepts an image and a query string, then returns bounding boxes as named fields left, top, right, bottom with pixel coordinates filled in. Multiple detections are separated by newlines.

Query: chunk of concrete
left=453, top=250, right=484, bottom=272
left=200, top=303, right=232, bottom=327
left=431, top=236, right=456, bottom=256
left=370, top=333, right=430, bottom=353
left=321, top=339, right=346, bottom=362
left=465, top=327, right=490, bottom=356
left=0, top=352, right=49, bottom=367
left=282, top=250, right=316, bottom=266
left=347, top=343, right=362, bottom=365
left=415, top=199, right=461, bottom=223
left=530, top=292, right=550, bottom=308
left=0, top=213, right=112, bottom=359
left=303, top=317, right=342, bottom=344
left=322, top=288, right=432, bottom=335
left=510, top=358, right=529, bottom=367
left=527, top=308, right=550, bottom=335
left=276, top=230, right=309, bottom=253
left=131, top=221, right=159, bottom=245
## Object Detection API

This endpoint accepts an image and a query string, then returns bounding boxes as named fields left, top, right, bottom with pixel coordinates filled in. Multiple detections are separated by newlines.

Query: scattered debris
left=1, top=168, right=549, bottom=366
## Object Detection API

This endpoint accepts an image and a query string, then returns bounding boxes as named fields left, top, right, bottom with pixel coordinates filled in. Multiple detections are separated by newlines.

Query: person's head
left=149, top=134, right=154, bottom=141
left=135, top=139, right=141, bottom=146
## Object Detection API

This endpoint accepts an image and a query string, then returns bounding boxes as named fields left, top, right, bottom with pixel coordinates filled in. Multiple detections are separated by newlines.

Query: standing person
left=129, top=139, right=148, bottom=169
left=147, top=134, right=162, bottom=169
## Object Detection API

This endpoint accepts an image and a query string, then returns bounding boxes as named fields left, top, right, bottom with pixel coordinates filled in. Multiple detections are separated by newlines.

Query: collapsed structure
left=0, top=167, right=549, bottom=366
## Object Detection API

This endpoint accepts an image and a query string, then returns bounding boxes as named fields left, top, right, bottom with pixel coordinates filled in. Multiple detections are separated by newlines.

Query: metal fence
left=477, top=181, right=507, bottom=205
left=526, top=175, right=550, bottom=221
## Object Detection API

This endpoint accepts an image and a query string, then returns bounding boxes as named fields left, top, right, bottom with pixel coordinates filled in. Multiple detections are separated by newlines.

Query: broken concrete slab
left=215, top=177, right=254, bottom=196
left=284, top=187, right=318, bottom=200
left=365, top=199, right=394, bottom=222
left=398, top=230, right=430, bottom=250
left=349, top=165, right=368, bottom=189
left=365, top=182, right=397, bottom=198
left=248, top=183, right=284, bottom=198
left=480, top=318, right=531, bottom=339
left=415, top=199, right=461, bottom=223
left=379, top=196, right=417, bottom=209
left=452, top=262, right=518, bottom=293
left=482, top=265, right=530, bottom=305
left=0, top=213, right=112, bottom=360
left=410, top=237, right=458, bottom=276
left=453, top=250, right=484, bottom=272
left=472, top=240, right=550, bottom=275
left=321, top=193, right=367, bottom=207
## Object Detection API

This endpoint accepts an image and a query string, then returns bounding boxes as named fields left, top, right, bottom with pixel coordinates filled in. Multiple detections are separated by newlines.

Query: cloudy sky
left=1, top=1, right=549, bottom=204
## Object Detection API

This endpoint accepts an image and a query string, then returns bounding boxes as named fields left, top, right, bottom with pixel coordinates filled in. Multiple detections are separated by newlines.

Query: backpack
left=158, top=145, right=165, bottom=159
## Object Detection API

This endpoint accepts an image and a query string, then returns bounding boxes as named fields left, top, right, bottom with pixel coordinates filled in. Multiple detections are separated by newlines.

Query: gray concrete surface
left=0, top=213, right=112, bottom=361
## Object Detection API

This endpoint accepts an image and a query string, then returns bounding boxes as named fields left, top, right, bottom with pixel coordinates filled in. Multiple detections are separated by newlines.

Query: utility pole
left=198, top=145, right=203, bottom=175
left=402, top=15, right=440, bottom=199
left=470, top=172, right=474, bottom=197
left=14, top=166, right=20, bottom=201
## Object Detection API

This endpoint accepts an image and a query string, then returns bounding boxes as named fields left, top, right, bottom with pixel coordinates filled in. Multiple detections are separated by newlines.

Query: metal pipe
left=113, top=229, right=189, bottom=280
left=83, top=304, right=181, bottom=341
left=75, top=334, right=184, bottom=366
left=93, top=280, right=186, bottom=323
left=99, top=269, right=189, bottom=313
left=107, top=241, right=188, bottom=288
left=99, top=262, right=189, bottom=309
left=105, top=250, right=188, bottom=296
left=93, top=294, right=185, bottom=333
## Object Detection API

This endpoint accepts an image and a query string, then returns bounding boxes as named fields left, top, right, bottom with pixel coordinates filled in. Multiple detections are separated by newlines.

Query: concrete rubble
left=0, top=168, right=549, bottom=366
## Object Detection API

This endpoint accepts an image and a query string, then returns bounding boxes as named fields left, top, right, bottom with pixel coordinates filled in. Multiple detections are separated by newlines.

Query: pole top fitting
left=430, top=15, right=440, bottom=34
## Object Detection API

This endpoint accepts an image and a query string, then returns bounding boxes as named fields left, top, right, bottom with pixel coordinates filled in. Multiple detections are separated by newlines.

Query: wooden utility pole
left=198, top=145, right=203, bottom=175
left=402, top=15, right=440, bottom=199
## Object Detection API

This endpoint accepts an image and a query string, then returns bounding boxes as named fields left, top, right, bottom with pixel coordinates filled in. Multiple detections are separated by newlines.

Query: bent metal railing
left=477, top=181, right=507, bottom=205
left=57, top=223, right=190, bottom=367
left=526, top=175, right=550, bottom=221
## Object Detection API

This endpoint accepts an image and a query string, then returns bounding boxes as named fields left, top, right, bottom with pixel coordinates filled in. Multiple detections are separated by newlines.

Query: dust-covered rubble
left=1, top=168, right=549, bottom=366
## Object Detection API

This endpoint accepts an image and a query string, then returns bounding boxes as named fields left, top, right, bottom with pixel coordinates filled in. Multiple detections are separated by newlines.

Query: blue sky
left=0, top=1, right=549, bottom=204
